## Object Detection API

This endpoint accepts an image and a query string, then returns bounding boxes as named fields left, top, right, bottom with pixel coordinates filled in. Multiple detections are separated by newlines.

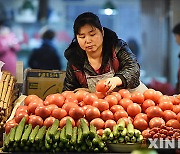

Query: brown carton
left=23, top=69, right=66, bottom=100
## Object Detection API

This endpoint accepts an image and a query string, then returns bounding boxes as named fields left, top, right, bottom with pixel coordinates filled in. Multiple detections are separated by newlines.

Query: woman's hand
left=104, top=77, right=122, bottom=92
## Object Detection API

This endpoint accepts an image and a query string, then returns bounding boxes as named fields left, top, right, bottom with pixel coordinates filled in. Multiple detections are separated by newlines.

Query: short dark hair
left=73, top=12, right=103, bottom=37
left=42, top=29, right=55, bottom=40
left=172, top=23, right=180, bottom=35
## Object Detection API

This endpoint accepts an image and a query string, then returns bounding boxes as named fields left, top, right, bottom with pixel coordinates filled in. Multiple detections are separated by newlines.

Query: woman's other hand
left=104, top=77, right=122, bottom=92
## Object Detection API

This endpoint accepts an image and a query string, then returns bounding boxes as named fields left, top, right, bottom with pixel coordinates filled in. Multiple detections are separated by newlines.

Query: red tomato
left=62, top=102, right=78, bottom=113
left=134, top=113, right=149, bottom=122
left=158, top=95, right=170, bottom=104
left=35, top=106, right=51, bottom=119
left=83, top=93, right=98, bottom=105
left=153, top=91, right=163, bottom=104
left=28, top=101, right=43, bottom=115
left=114, top=110, right=128, bottom=122
left=85, top=107, right=100, bottom=122
left=149, top=117, right=165, bottom=128
left=177, top=113, right=180, bottom=123
left=43, top=100, right=49, bottom=106
left=75, top=90, right=88, bottom=102
left=69, top=107, right=85, bottom=120
left=59, top=116, right=75, bottom=128
left=82, top=105, right=93, bottom=112
left=173, top=97, right=180, bottom=105
left=111, top=92, right=122, bottom=101
left=96, top=80, right=109, bottom=93
left=163, top=110, right=177, bottom=122
left=46, top=104, right=59, bottom=112
left=117, top=117, right=133, bottom=127
left=61, top=91, right=75, bottom=98
left=28, top=115, right=43, bottom=128
left=45, top=93, right=65, bottom=107
left=90, top=118, right=105, bottom=130
left=133, top=118, right=148, bottom=131
left=131, top=91, right=144, bottom=104
left=119, top=98, right=133, bottom=110
left=44, top=117, right=56, bottom=128
left=173, top=105, right=180, bottom=114
left=118, top=89, right=131, bottom=99
left=51, top=108, right=67, bottom=120
left=143, top=89, right=155, bottom=100
left=101, top=110, right=114, bottom=121
left=97, top=129, right=104, bottom=136
left=142, top=99, right=155, bottom=113
left=79, top=101, right=85, bottom=107
left=64, top=97, right=78, bottom=105
left=92, top=99, right=109, bottom=112
left=15, top=105, right=28, bottom=115
left=76, top=118, right=89, bottom=127
left=146, top=106, right=163, bottom=119
left=127, top=103, right=141, bottom=117
left=5, top=120, right=18, bottom=134
left=94, top=91, right=106, bottom=99
left=15, top=111, right=29, bottom=123
left=159, top=100, right=173, bottom=111
left=166, top=119, right=180, bottom=129
left=104, top=119, right=116, bottom=131
left=24, top=95, right=41, bottom=106
left=104, top=95, right=118, bottom=108
left=110, top=105, right=124, bottom=114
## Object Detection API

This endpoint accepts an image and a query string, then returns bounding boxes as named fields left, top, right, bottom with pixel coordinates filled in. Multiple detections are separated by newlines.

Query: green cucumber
left=35, top=125, right=46, bottom=142
left=66, top=119, right=72, bottom=139
left=21, top=124, right=32, bottom=143
left=29, top=125, right=40, bottom=143
left=127, top=123, right=134, bottom=137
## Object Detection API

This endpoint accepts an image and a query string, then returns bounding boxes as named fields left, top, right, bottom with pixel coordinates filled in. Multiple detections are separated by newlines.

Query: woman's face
left=76, top=24, right=104, bottom=53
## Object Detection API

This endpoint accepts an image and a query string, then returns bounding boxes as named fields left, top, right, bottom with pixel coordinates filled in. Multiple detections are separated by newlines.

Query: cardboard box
left=23, top=69, right=66, bottom=100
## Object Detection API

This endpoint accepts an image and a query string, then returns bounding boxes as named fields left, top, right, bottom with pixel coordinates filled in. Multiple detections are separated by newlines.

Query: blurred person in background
left=28, top=27, right=62, bottom=70
left=0, top=20, right=20, bottom=76
left=173, top=23, right=180, bottom=94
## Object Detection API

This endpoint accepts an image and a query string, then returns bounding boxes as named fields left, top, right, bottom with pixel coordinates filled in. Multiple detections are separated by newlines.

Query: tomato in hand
left=96, top=80, right=109, bottom=93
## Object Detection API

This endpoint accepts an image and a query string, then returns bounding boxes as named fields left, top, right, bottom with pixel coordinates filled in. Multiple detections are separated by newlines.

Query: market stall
left=1, top=69, right=180, bottom=153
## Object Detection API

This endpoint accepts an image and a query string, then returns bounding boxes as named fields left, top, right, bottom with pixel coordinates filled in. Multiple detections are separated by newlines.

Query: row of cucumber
left=102, top=119, right=143, bottom=144
left=3, top=117, right=108, bottom=153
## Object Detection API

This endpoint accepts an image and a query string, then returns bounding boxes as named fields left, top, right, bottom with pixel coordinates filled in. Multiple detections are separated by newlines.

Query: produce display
left=2, top=83, right=180, bottom=152
left=0, top=71, right=17, bottom=147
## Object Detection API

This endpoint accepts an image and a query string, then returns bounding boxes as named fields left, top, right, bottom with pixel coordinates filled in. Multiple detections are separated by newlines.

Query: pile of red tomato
left=5, top=80, right=180, bottom=139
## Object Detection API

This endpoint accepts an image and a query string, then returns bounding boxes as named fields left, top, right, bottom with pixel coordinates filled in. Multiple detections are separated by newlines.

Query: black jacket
left=63, top=27, right=140, bottom=91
